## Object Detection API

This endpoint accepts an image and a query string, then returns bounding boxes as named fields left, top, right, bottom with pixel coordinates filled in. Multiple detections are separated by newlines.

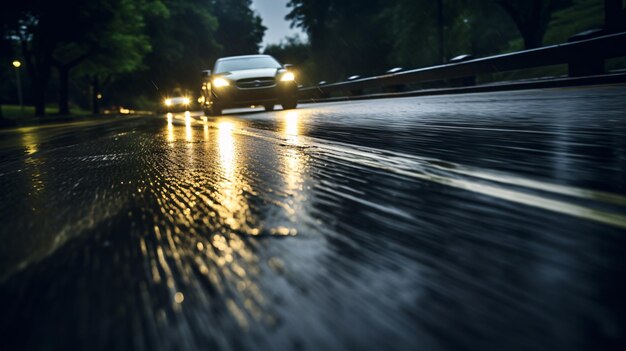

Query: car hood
left=217, top=68, right=281, bottom=80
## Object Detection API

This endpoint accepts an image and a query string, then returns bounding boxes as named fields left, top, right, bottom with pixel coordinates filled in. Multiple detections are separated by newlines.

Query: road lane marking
left=317, top=143, right=626, bottom=230
left=189, top=113, right=626, bottom=230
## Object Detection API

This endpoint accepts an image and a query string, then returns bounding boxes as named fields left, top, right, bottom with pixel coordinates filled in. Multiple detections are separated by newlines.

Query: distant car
left=201, top=54, right=298, bottom=116
left=163, top=96, right=191, bottom=112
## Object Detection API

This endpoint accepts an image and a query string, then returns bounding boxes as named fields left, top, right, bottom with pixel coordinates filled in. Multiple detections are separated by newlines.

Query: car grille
left=236, top=77, right=276, bottom=89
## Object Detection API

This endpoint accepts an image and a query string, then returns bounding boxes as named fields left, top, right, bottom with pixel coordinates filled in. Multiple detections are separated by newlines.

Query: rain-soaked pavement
left=1, top=85, right=625, bottom=350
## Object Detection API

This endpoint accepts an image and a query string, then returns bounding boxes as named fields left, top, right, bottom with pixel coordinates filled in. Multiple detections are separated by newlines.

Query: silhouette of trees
left=286, top=0, right=603, bottom=83
left=211, top=0, right=265, bottom=56
left=264, top=35, right=310, bottom=66
left=287, top=0, right=391, bottom=81
left=2, top=0, right=612, bottom=114
left=1, top=0, right=265, bottom=116
left=2, top=0, right=165, bottom=116
left=495, top=0, right=572, bottom=49
left=263, top=35, right=312, bottom=84
left=110, top=0, right=265, bottom=109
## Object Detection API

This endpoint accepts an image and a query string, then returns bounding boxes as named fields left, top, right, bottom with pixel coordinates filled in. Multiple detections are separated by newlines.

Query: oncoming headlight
left=164, top=98, right=172, bottom=106
left=213, top=77, right=230, bottom=87
left=182, top=97, right=190, bottom=105
left=280, top=72, right=295, bottom=82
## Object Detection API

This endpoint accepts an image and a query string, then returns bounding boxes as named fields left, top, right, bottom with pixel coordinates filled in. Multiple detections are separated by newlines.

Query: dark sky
left=251, top=0, right=307, bottom=47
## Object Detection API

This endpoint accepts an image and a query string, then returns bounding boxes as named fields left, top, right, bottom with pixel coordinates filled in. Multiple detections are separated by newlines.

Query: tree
left=109, top=0, right=265, bottom=109
left=74, top=0, right=168, bottom=114
left=211, top=0, right=265, bottom=56
left=0, top=16, right=16, bottom=119
left=287, top=0, right=391, bottom=82
left=3, top=1, right=53, bottom=116
left=496, top=0, right=572, bottom=49
left=263, top=35, right=312, bottom=84
left=263, top=35, right=310, bottom=65
left=604, top=0, right=626, bottom=32
left=107, top=0, right=221, bottom=109
left=2, top=0, right=164, bottom=116
left=53, top=0, right=165, bottom=115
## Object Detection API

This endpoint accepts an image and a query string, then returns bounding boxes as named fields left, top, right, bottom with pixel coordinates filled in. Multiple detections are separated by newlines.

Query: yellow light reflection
left=218, top=121, right=235, bottom=175
left=149, top=118, right=269, bottom=327
left=285, top=110, right=299, bottom=144
left=215, top=120, right=258, bottom=235
left=167, top=113, right=174, bottom=143
left=217, top=121, right=237, bottom=229
left=22, top=132, right=38, bottom=155
left=21, top=132, right=45, bottom=194
left=185, top=112, right=192, bottom=142
left=282, top=111, right=305, bottom=195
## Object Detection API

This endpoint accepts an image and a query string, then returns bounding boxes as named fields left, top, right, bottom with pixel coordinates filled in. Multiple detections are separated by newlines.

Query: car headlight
left=280, top=72, right=295, bottom=82
left=213, top=77, right=230, bottom=87
left=164, top=98, right=172, bottom=106
left=182, top=97, right=190, bottom=105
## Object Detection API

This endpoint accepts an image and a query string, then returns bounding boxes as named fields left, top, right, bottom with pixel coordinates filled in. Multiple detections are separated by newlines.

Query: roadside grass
left=492, top=0, right=624, bottom=82
left=0, top=104, right=101, bottom=129
left=544, top=0, right=604, bottom=46
left=1, top=104, right=92, bottom=123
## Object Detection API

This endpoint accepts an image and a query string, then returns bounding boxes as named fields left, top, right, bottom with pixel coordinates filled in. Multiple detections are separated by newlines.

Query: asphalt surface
left=1, top=85, right=625, bottom=351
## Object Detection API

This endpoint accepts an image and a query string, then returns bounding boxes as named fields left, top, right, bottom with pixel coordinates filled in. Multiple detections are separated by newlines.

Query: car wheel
left=264, top=104, right=275, bottom=112
left=281, top=99, right=297, bottom=110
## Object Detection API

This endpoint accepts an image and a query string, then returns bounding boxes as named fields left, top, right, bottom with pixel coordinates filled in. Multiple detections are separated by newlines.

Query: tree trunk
left=32, top=59, right=52, bottom=117
left=58, top=66, right=70, bottom=115
left=34, top=79, right=48, bottom=117
left=521, top=25, right=544, bottom=49
left=497, top=0, right=546, bottom=49
left=605, top=0, right=624, bottom=32
left=437, top=0, right=445, bottom=63
left=91, top=75, right=100, bottom=115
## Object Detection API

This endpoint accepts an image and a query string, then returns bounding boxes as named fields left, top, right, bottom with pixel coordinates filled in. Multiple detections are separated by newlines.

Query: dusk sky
left=251, top=0, right=307, bottom=47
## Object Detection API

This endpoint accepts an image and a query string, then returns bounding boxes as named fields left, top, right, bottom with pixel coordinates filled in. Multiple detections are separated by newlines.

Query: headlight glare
left=281, top=72, right=295, bottom=82
left=165, top=99, right=172, bottom=106
left=213, top=77, right=230, bottom=87
left=182, top=97, right=190, bottom=105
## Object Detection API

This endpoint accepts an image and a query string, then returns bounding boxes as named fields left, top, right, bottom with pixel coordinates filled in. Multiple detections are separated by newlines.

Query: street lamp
left=12, top=60, right=24, bottom=116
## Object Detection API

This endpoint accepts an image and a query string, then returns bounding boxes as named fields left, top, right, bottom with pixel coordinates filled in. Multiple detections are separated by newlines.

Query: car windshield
left=214, top=56, right=281, bottom=73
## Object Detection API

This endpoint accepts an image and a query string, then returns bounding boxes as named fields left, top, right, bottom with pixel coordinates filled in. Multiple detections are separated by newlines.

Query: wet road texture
left=1, top=85, right=625, bottom=351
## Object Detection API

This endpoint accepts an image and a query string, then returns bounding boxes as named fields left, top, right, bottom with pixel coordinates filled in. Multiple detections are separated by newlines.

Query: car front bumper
left=210, top=82, right=297, bottom=108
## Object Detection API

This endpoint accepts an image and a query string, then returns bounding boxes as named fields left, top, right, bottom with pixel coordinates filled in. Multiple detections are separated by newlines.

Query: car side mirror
left=283, top=64, right=294, bottom=70
left=201, top=70, right=212, bottom=77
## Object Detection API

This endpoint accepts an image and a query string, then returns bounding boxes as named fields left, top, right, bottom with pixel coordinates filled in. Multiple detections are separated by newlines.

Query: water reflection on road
left=1, top=86, right=625, bottom=351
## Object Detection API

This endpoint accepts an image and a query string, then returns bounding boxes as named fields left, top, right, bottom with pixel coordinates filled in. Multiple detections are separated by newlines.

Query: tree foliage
left=110, top=0, right=266, bottom=109
left=286, top=0, right=597, bottom=83
left=2, top=0, right=167, bottom=115
left=211, top=0, right=266, bottom=56
left=1, top=0, right=266, bottom=115
left=263, top=35, right=312, bottom=84
left=495, top=0, right=572, bottom=49
left=2, top=0, right=612, bottom=114
left=287, top=0, right=391, bottom=81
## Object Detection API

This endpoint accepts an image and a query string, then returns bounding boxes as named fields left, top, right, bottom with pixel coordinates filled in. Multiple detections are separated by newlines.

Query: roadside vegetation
left=1, top=0, right=624, bottom=119
left=1, top=0, right=264, bottom=117
left=269, top=0, right=624, bottom=85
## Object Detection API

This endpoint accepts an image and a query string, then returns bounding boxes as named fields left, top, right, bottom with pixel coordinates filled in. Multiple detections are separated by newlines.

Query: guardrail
left=299, top=31, right=626, bottom=100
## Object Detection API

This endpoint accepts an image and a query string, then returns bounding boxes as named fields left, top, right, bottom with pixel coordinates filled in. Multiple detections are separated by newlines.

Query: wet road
left=1, top=85, right=625, bottom=350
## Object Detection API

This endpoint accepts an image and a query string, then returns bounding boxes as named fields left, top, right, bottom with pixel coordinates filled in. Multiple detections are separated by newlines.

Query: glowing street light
left=12, top=60, right=24, bottom=116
